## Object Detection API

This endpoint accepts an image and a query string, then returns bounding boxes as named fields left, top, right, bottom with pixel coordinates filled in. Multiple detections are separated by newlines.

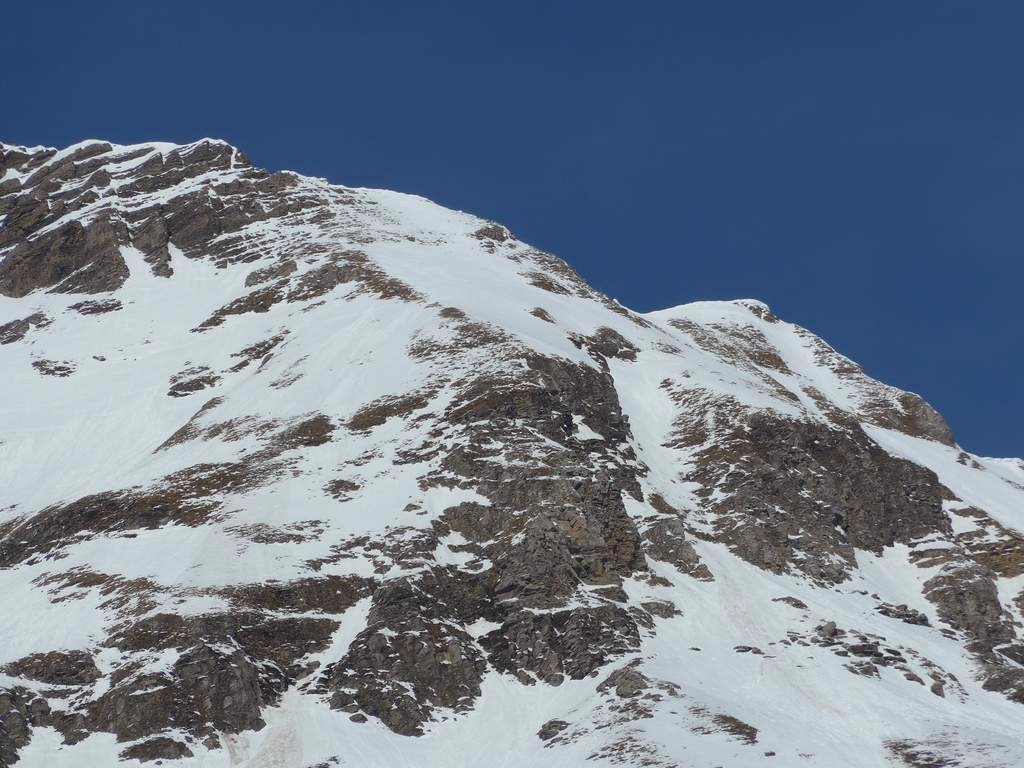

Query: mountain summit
left=1, top=139, right=1022, bottom=767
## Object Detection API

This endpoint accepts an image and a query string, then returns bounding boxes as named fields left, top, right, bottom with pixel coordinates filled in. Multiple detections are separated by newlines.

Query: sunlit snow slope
left=1, top=139, right=1023, bottom=768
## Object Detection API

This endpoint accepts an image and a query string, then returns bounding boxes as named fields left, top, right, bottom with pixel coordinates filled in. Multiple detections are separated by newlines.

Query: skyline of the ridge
left=2, top=1, right=1021, bottom=457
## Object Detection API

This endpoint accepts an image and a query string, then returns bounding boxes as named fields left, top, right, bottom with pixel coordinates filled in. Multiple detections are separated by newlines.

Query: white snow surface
left=1, top=138, right=1023, bottom=767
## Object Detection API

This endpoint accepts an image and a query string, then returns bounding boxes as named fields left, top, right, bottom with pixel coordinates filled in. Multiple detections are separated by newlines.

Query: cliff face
left=1, top=139, right=1022, bottom=768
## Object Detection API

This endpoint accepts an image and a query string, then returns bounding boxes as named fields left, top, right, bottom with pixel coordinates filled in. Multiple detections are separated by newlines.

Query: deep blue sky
left=3, top=2, right=1021, bottom=456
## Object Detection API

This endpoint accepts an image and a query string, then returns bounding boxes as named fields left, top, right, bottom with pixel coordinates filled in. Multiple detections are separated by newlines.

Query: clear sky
left=3, top=2, right=1021, bottom=457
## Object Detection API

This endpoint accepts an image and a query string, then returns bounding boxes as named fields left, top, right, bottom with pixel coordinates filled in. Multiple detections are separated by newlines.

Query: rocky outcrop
left=693, top=413, right=947, bottom=582
left=435, top=354, right=647, bottom=606
left=0, top=312, right=49, bottom=344
left=89, top=643, right=265, bottom=743
left=321, top=572, right=488, bottom=735
left=1, top=137, right=1022, bottom=765
left=119, top=737, right=194, bottom=763
left=924, top=560, right=1024, bottom=701
left=0, top=216, right=129, bottom=297
left=0, top=689, right=43, bottom=768
left=2, top=651, right=100, bottom=687
left=642, top=515, right=713, bottom=580
left=483, top=606, right=640, bottom=686
left=925, top=562, right=1014, bottom=651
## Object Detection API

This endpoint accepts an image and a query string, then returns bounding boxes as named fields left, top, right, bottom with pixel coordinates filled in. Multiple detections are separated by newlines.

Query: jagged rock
left=818, top=621, right=839, bottom=638
left=876, top=603, right=930, bottom=626
left=1, top=137, right=1022, bottom=765
left=482, top=605, right=640, bottom=685
left=640, top=599, right=680, bottom=619
left=246, top=258, right=297, bottom=287
left=3, top=651, right=100, bottom=687
left=0, top=312, right=49, bottom=344
left=572, top=326, right=639, bottom=362
left=772, top=596, right=809, bottom=610
left=222, top=574, right=374, bottom=614
left=924, top=562, right=1013, bottom=650
left=321, top=573, right=489, bottom=735
left=119, top=737, right=194, bottom=762
left=88, top=643, right=265, bottom=742
left=0, top=215, right=129, bottom=297
left=695, top=414, right=947, bottom=582
left=31, top=359, right=75, bottom=377
left=68, top=298, right=122, bottom=315
left=537, top=719, right=570, bottom=740
left=0, top=688, right=39, bottom=768
left=597, top=664, right=650, bottom=698
left=642, top=517, right=713, bottom=579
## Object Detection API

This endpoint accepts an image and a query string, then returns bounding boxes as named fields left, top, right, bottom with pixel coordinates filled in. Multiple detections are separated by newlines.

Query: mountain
left=1, top=138, right=1022, bottom=768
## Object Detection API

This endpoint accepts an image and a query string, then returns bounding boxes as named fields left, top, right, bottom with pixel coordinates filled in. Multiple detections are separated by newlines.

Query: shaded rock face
left=90, top=644, right=265, bottom=742
left=436, top=354, right=647, bottom=606
left=642, top=516, right=713, bottom=580
left=0, top=689, right=42, bottom=768
left=925, top=563, right=1014, bottom=651
left=0, top=139, right=308, bottom=299
left=924, top=561, right=1024, bottom=702
left=693, top=413, right=948, bottom=583
left=324, top=575, right=488, bottom=736
left=482, top=605, right=640, bottom=685
left=0, top=312, right=50, bottom=344
left=2, top=651, right=100, bottom=687
left=119, top=737, right=194, bottom=763
left=0, top=216, right=129, bottom=297
left=888, top=391, right=956, bottom=446
left=316, top=351, right=651, bottom=733
left=1, top=137, right=1023, bottom=765
left=33, top=593, right=366, bottom=748
left=0, top=142, right=128, bottom=297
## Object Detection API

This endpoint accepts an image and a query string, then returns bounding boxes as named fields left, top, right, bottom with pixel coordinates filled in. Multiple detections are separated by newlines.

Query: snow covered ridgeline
left=1, top=138, right=1023, bottom=767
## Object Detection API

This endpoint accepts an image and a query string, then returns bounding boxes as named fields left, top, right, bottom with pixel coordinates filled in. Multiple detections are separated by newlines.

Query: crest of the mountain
left=1, top=139, right=1022, bottom=767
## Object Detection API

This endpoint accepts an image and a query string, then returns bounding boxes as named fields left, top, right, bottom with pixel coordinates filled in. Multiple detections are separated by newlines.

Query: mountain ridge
left=1, top=138, right=1022, bottom=767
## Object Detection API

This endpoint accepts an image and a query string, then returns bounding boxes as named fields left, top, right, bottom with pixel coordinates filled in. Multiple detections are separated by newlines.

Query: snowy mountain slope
left=1, top=138, right=1023, bottom=767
